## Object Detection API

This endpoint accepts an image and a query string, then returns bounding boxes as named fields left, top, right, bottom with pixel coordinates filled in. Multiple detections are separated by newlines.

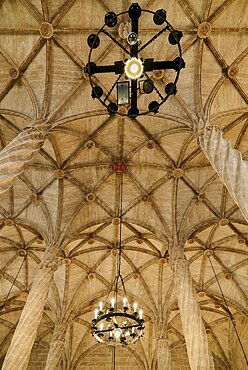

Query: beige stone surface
left=0, top=0, right=247, bottom=369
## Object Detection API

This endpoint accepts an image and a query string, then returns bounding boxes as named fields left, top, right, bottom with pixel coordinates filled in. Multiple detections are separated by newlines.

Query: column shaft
left=173, top=258, right=214, bottom=370
left=157, top=338, right=171, bottom=370
left=2, top=258, right=57, bottom=370
left=0, top=123, right=45, bottom=195
left=44, top=324, right=67, bottom=370
left=199, top=125, right=248, bottom=223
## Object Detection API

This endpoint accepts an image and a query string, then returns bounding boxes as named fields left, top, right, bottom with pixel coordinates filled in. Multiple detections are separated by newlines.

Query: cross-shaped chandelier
left=85, top=3, right=185, bottom=118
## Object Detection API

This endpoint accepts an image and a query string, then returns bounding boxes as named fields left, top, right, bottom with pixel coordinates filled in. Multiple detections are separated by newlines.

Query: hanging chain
left=102, top=29, right=131, bottom=56
left=208, top=256, right=248, bottom=365
left=144, top=71, right=164, bottom=101
left=116, top=172, right=124, bottom=277
left=112, top=347, right=116, bottom=370
left=104, top=74, right=123, bottom=103
left=138, top=25, right=169, bottom=53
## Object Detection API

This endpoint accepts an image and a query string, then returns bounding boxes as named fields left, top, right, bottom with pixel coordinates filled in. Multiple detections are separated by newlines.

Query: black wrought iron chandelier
left=84, top=3, right=185, bottom=118
left=91, top=167, right=144, bottom=346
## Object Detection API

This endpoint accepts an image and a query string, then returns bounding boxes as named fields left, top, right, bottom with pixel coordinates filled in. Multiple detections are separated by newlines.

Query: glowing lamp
left=125, top=58, right=144, bottom=80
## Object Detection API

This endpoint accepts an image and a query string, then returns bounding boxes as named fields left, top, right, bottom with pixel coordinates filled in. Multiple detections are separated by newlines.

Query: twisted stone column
left=199, top=125, right=248, bottom=223
left=2, top=255, right=58, bottom=370
left=44, top=323, right=67, bottom=370
left=157, top=338, right=171, bottom=370
left=172, top=258, right=214, bottom=370
left=0, top=121, right=47, bottom=195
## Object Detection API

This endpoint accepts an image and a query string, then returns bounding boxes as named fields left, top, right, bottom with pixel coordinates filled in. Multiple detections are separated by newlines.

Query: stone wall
left=171, top=344, right=191, bottom=370
left=27, top=345, right=49, bottom=370
left=77, top=345, right=144, bottom=370
left=26, top=344, right=143, bottom=370
left=25, top=339, right=235, bottom=369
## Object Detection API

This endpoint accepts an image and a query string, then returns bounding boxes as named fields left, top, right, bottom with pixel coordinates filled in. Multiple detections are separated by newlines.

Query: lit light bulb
left=113, top=328, right=122, bottom=339
left=130, top=63, right=138, bottom=74
left=123, top=297, right=127, bottom=307
left=131, top=326, right=136, bottom=337
left=95, top=309, right=99, bottom=319
left=125, top=329, right=130, bottom=336
left=109, top=330, right=113, bottom=340
left=111, top=298, right=115, bottom=308
left=133, top=303, right=138, bottom=312
left=124, top=58, right=143, bottom=80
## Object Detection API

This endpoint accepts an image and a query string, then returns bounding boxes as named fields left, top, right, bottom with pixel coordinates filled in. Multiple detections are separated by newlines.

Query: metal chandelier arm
left=130, top=10, right=139, bottom=58
left=84, top=61, right=124, bottom=76
left=85, top=58, right=184, bottom=77
left=130, top=79, right=138, bottom=111
left=143, top=58, right=185, bottom=72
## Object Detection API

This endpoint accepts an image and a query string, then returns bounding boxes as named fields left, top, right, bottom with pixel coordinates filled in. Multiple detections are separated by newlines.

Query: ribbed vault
left=0, top=0, right=247, bottom=369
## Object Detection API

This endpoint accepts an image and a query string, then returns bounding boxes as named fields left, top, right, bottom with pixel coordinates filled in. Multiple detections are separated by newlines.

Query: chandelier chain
left=208, top=255, right=248, bottom=365
left=117, top=172, right=124, bottom=277
left=104, top=74, right=123, bottom=103
left=138, top=25, right=169, bottom=53
left=144, top=72, right=164, bottom=101
left=102, top=29, right=131, bottom=56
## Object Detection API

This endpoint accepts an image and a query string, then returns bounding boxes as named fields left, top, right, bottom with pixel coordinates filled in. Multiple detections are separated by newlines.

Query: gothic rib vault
left=0, top=0, right=247, bottom=369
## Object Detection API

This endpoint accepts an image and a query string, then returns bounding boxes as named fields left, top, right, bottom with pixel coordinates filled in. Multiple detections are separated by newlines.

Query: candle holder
left=91, top=170, right=145, bottom=346
left=91, top=303, right=144, bottom=346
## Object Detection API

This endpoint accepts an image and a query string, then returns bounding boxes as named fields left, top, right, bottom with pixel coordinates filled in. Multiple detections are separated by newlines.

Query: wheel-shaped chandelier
left=84, top=3, right=185, bottom=118
left=91, top=165, right=145, bottom=346
left=91, top=286, right=144, bottom=346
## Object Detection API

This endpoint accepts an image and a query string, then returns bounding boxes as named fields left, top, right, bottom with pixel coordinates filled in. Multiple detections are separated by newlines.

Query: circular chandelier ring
left=86, top=5, right=184, bottom=118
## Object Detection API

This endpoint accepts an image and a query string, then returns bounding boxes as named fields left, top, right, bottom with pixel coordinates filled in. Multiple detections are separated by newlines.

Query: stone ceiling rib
left=0, top=0, right=248, bottom=368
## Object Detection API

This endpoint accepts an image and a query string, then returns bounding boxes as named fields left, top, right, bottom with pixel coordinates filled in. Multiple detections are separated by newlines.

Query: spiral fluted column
left=0, top=121, right=47, bottom=195
left=172, top=258, right=214, bottom=370
left=199, top=125, right=248, bottom=223
left=157, top=338, right=171, bottom=370
left=2, top=255, right=58, bottom=370
left=44, top=323, right=67, bottom=370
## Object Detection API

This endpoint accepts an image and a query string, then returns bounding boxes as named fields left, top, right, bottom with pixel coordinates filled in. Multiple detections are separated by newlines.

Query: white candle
left=123, top=297, right=127, bottom=307
left=99, top=301, right=103, bottom=311
left=111, top=298, right=115, bottom=308
left=109, top=331, right=113, bottom=337
left=139, top=310, right=143, bottom=319
left=100, top=323, right=104, bottom=331
left=95, top=309, right=98, bottom=319
left=132, top=327, right=135, bottom=334
left=133, top=303, right=137, bottom=312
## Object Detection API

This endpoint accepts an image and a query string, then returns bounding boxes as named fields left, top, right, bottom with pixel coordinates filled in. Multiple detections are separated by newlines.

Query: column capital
left=0, top=118, right=50, bottom=195
left=26, top=119, right=51, bottom=139
left=171, top=257, right=188, bottom=274
left=50, top=338, right=65, bottom=347
left=39, top=256, right=58, bottom=271
left=157, top=337, right=170, bottom=347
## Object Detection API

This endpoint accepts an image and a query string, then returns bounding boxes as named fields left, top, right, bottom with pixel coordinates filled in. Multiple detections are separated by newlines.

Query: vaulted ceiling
left=0, top=0, right=247, bottom=369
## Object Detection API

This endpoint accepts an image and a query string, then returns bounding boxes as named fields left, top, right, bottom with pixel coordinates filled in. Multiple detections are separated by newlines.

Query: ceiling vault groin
left=0, top=0, right=247, bottom=369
